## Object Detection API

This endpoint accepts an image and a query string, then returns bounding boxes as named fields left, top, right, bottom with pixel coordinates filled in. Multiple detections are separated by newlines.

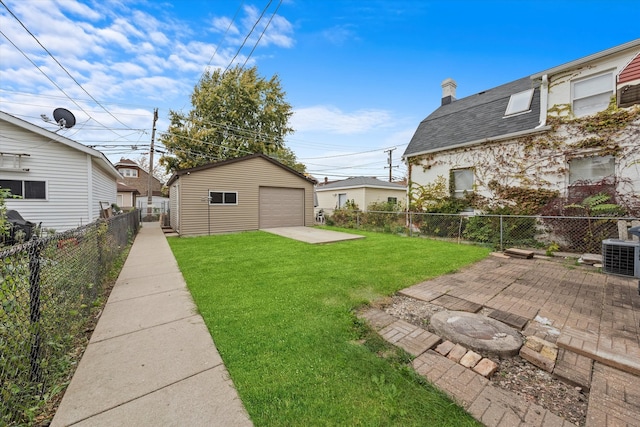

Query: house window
left=504, top=88, right=534, bottom=116
left=572, top=72, right=613, bottom=117
left=451, top=169, right=474, bottom=198
left=209, top=191, right=237, bottom=205
left=387, top=197, right=398, bottom=204
left=120, top=168, right=138, bottom=178
left=338, top=193, right=347, bottom=208
left=569, top=155, right=614, bottom=184
left=0, top=179, right=46, bottom=199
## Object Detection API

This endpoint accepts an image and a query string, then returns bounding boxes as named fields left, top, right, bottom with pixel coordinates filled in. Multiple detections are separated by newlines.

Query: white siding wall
left=91, top=159, right=118, bottom=218
left=1, top=119, right=117, bottom=231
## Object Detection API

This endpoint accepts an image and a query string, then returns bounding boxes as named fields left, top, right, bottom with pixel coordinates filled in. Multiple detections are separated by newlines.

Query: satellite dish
left=52, top=108, right=76, bottom=129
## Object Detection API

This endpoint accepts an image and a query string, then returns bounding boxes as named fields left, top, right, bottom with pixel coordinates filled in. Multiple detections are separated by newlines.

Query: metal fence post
left=499, top=215, right=504, bottom=251
left=28, top=239, right=43, bottom=384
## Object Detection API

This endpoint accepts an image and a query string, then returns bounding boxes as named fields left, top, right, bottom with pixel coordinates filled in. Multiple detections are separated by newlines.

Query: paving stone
left=435, top=340, right=455, bottom=356
left=397, top=286, right=444, bottom=302
left=525, top=335, right=545, bottom=352
left=431, top=294, right=483, bottom=313
left=488, top=309, right=530, bottom=330
left=412, top=350, right=454, bottom=382
left=540, top=343, right=558, bottom=361
left=553, top=348, right=593, bottom=390
left=379, top=320, right=441, bottom=356
left=459, top=350, right=482, bottom=368
left=473, top=358, right=498, bottom=377
left=358, top=307, right=395, bottom=330
left=447, top=344, right=467, bottom=363
left=586, top=363, right=640, bottom=427
left=520, top=345, right=555, bottom=373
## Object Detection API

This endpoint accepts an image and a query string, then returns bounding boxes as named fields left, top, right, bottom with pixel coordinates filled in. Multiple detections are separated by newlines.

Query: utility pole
left=384, top=148, right=398, bottom=182
left=147, top=108, right=158, bottom=218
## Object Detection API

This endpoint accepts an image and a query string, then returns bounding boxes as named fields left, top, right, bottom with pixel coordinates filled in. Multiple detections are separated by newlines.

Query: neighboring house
left=0, top=110, right=120, bottom=231
left=403, top=39, right=640, bottom=212
left=166, top=154, right=317, bottom=236
left=315, top=176, right=407, bottom=211
left=116, top=182, right=139, bottom=209
left=114, top=158, right=169, bottom=212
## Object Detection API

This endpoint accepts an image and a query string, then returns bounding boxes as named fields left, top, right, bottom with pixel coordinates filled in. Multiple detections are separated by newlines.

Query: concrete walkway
left=51, top=222, right=252, bottom=427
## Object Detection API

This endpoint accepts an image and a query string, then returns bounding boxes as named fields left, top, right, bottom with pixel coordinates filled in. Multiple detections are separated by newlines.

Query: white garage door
left=260, top=187, right=305, bottom=228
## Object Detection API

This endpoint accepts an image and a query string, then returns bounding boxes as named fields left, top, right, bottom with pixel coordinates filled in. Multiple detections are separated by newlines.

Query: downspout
left=536, top=74, right=548, bottom=128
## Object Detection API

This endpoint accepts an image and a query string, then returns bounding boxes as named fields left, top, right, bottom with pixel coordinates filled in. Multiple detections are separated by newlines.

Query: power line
left=0, top=0, right=136, bottom=131
left=239, top=0, right=283, bottom=70
left=222, top=0, right=273, bottom=74
left=198, top=0, right=245, bottom=84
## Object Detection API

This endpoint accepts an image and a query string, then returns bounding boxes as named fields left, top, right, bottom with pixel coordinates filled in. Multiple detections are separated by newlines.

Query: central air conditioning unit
left=601, top=239, right=640, bottom=278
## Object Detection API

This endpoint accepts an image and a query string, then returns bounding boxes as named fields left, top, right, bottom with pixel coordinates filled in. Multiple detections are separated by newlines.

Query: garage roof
left=166, top=153, right=317, bottom=186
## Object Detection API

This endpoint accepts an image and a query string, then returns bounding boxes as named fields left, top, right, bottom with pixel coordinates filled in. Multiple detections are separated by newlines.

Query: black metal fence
left=0, top=211, right=140, bottom=426
left=322, top=208, right=640, bottom=254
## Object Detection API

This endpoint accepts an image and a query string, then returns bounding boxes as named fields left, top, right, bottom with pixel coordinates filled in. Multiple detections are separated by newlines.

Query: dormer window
left=120, top=168, right=138, bottom=178
left=572, top=71, right=613, bottom=117
left=504, top=88, right=534, bottom=116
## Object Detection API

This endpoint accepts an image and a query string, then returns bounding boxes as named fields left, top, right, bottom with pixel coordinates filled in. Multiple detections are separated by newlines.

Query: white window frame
left=568, top=155, right=615, bottom=184
left=504, top=88, right=534, bottom=116
left=120, top=168, right=138, bottom=178
left=209, top=190, right=238, bottom=205
left=337, top=193, right=347, bottom=208
left=451, top=168, right=474, bottom=198
left=571, top=71, right=614, bottom=117
left=387, top=197, right=398, bottom=204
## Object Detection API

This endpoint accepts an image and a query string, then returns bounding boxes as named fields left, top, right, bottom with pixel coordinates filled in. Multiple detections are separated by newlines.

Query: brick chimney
left=441, top=78, right=457, bottom=106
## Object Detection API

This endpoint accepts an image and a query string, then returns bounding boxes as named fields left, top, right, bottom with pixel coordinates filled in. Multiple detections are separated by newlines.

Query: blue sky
left=0, top=0, right=638, bottom=181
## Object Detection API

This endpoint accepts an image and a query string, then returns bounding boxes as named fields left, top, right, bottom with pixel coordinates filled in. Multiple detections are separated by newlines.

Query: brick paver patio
left=363, top=253, right=640, bottom=427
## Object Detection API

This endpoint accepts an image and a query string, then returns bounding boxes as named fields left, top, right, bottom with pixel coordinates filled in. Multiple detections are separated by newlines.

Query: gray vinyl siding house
left=0, top=111, right=120, bottom=232
left=167, top=154, right=316, bottom=236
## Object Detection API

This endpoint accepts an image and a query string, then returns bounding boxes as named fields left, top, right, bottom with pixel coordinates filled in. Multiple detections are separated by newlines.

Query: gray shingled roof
left=317, top=176, right=406, bottom=191
left=403, top=77, right=541, bottom=157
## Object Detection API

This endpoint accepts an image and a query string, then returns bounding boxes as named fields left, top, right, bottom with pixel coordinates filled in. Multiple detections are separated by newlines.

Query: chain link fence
left=321, top=208, right=639, bottom=253
left=1, top=211, right=140, bottom=426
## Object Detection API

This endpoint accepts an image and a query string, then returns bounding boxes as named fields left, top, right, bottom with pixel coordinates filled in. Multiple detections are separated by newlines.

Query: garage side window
left=209, top=191, right=238, bottom=205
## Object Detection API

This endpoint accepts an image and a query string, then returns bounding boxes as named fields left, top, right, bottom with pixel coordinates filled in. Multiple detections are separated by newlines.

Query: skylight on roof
left=504, top=88, right=534, bottom=116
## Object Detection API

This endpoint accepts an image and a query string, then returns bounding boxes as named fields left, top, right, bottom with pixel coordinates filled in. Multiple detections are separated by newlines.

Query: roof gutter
left=402, top=126, right=551, bottom=160
left=316, top=184, right=405, bottom=192
left=530, top=38, right=640, bottom=79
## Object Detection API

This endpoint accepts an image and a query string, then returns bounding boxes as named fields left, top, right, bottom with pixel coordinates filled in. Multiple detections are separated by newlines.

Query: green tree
left=159, top=66, right=304, bottom=172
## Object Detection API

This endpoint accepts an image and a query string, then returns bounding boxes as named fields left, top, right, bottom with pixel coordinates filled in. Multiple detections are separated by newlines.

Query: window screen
left=452, top=169, right=474, bottom=198
left=569, top=156, right=614, bottom=184
left=572, top=72, right=613, bottom=117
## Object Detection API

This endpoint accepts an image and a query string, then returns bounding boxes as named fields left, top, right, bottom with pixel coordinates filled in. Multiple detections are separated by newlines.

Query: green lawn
left=168, top=228, right=489, bottom=426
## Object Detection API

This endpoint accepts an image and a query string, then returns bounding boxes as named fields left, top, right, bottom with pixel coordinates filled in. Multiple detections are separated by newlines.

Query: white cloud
left=291, top=106, right=394, bottom=134
left=212, top=16, right=239, bottom=35
left=54, top=0, right=103, bottom=21
left=321, top=25, right=357, bottom=46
